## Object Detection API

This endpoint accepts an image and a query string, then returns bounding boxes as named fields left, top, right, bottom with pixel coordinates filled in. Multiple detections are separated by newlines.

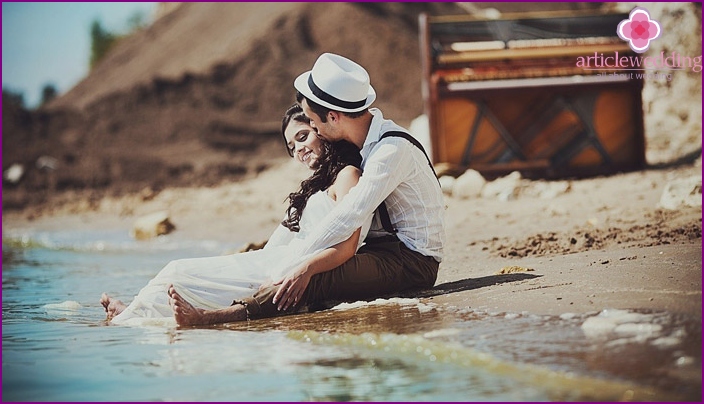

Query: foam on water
left=43, top=301, right=83, bottom=312
left=331, top=297, right=436, bottom=314
left=2, top=228, right=232, bottom=255
left=581, top=308, right=685, bottom=347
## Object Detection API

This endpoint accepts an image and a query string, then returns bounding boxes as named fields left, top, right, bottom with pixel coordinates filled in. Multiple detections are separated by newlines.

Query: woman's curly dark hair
left=280, top=104, right=362, bottom=232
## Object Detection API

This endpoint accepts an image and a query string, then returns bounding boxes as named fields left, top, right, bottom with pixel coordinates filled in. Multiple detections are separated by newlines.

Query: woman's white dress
left=111, top=190, right=370, bottom=326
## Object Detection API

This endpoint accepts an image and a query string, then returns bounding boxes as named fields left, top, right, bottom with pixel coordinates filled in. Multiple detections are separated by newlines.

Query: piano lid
left=428, top=11, right=629, bottom=42
left=428, top=11, right=632, bottom=64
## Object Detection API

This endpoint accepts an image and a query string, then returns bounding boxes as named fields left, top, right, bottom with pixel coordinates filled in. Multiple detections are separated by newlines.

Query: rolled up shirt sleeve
left=294, top=140, right=412, bottom=256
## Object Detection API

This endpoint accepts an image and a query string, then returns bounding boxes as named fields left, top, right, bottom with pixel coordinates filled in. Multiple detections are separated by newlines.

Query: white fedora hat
left=294, top=53, right=376, bottom=113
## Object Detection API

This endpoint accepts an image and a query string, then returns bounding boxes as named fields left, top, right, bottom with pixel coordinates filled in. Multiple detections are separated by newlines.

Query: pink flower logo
left=617, top=7, right=661, bottom=53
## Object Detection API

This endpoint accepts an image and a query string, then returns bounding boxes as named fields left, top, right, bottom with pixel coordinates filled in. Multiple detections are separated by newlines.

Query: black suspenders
left=375, top=131, right=439, bottom=234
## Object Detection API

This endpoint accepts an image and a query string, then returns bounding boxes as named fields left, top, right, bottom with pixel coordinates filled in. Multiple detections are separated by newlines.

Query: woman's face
left=284, top=119, right=324, bottom=169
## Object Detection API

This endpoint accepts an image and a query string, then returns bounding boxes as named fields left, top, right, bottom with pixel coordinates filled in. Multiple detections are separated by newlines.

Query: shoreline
left=2, top=160, right=702, bottom=318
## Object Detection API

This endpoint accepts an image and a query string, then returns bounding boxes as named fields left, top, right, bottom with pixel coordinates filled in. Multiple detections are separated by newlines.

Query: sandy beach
left=3, top=156, right=701, bottom=319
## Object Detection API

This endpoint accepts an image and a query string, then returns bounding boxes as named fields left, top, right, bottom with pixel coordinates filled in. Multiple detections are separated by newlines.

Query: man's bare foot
left=100, top=293, right=127, bottom=320
left=168, top=284, right=247, bottom=326
left=168, top=285, right=209, bottom=326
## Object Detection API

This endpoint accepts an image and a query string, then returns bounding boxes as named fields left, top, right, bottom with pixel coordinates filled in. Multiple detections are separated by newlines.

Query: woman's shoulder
left=338, top=165, right=362, bottom=179
left=328, top=165, right=362, bottom=201
left=336, top=165, right=362, bottom=187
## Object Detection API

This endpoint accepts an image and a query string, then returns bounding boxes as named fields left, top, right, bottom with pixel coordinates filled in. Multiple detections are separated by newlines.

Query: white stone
left=438, top=175, right=456, bottom=195
left=658, top=175, right=702, bottom=210
left=131, top=211, right=176, bottom=240
left=481, top=171, right=522, bottom=201
left=36, top=155, right=58, bottom=170
left=3, top=163, right=24, bottom=183
left=453, top=169, right=485, bottom=199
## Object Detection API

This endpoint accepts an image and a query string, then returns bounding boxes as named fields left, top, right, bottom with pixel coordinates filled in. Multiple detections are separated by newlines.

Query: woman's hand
left=272, top=264, right=312, bottom=311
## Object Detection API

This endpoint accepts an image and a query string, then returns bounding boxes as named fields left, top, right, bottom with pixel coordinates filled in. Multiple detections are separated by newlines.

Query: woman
left=101, top=104, right=371, bottom=326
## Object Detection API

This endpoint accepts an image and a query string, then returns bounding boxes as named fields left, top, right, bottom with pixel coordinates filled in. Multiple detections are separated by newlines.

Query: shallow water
left=2, top=229, right=701, bottom=401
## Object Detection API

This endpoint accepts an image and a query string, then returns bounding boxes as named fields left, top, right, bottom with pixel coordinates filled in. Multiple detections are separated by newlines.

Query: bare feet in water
left=168, top=284, right=247, bottom=326
left=168, top=285, right=208, bottom=326
left=100, top=293, right=127, bottom=320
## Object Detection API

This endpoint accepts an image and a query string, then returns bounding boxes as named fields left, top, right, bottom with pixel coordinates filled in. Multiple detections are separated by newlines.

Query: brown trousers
left=234, top=236, right=439, bottom=319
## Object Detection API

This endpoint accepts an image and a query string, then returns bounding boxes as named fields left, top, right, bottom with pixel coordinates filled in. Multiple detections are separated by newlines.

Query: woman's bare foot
left=100, top=293, right=127, bottom=319
left=168, top=284, right=247, bottom=326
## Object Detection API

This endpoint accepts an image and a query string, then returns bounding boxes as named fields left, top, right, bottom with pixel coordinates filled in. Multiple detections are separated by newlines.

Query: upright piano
left=419, top=11, right=646, bottom=179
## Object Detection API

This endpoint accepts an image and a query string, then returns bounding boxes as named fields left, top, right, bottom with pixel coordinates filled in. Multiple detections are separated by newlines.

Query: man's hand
left=272, top=264, right=311, bottom=311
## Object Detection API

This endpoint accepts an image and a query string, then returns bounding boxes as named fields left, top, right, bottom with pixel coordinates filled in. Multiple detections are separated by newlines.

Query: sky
left=2, top=2, right=157, bottom=108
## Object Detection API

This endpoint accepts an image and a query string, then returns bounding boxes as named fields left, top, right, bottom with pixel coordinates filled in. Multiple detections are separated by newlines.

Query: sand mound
left=2, top=3, right=467, bottom=209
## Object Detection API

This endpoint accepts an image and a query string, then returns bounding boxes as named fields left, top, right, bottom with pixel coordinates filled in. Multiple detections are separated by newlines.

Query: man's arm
left=272, top=165, right=366, bottom=310
left=272, top=227, right=361, bottom=311
left=294, top=139, right=412, bottom=256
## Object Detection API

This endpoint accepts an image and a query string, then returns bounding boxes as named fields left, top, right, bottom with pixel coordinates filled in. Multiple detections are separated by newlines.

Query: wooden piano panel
left=589, top=90, right=642, bottom=165
left=436, top=98, right=504, bottom=164
left=429, top=83, right=644, bottom=178
left=483, top=93, right=583, bottom=161
left=435, top=98, right=476, bottom=164
left=524, top=110, right=583, bottom=161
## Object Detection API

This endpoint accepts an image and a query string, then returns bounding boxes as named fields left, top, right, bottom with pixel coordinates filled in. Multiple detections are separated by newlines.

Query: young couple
left=101, top=53, right=446, bottom=326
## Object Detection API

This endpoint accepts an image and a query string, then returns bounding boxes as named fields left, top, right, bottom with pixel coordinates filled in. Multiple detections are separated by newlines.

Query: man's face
left=301, top=98, right=335, bottom=142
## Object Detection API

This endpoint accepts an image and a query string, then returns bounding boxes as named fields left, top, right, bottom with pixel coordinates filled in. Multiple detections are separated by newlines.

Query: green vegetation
left=40, top=84, right=58, bottom=106
left=89, top=19, right=119, bottom=69
left=2, top=88, right=25, bottom=108
left=89, top=10, right=149, bottom=69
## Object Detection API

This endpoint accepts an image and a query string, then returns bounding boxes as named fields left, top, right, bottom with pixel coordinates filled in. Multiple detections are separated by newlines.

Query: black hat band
left=308, top=75, right=366, bottom=110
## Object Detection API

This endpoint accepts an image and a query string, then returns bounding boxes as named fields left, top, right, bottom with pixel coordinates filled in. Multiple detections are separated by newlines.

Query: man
left=168, top=53, right=445, bottom=325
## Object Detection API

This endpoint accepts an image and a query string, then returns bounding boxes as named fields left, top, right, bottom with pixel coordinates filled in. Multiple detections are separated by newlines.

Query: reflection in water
left=224, top=298, right=451, bottom=334
left=288, top=328, right=675, bottom=402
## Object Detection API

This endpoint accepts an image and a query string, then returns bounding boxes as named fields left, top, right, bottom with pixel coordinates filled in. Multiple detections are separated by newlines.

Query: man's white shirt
left=294, top=108, right=446, bottom=262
